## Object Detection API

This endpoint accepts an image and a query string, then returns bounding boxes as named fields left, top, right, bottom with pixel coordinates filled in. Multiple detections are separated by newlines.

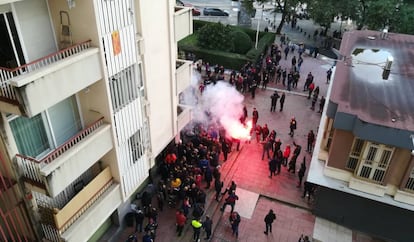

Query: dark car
left=203, top=8, right=229, bottom=16
left=176, top=0, right=201, bottom=16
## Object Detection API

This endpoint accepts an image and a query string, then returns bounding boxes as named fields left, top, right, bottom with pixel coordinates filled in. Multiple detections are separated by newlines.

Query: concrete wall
left=47, top=0, right=100, bottom=47
left=139, top=0, right=176, bottom=158
left=13, top=0, right=57, bottom=61
left=314, top=186, right=413, bottom=242
left=384, top=148, right=411, bottom=187
left=327, top=129, right=353, bottom=170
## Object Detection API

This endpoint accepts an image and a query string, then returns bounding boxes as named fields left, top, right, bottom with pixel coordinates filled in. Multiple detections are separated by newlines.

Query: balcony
left=176, top=59, right=192, bottom=94
left=40, top=167, right=122, bottom=242
left=174, top=6, right=193, bottom=42
left=16, top=117, right=113, bottom=197
left=177, top=105, right=192, bottom=132
left=0, top=40, right=103, bottom=117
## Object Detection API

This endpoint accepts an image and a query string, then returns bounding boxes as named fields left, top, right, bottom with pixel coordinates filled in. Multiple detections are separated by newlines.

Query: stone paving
left=111, top=9, right=385, bottom=242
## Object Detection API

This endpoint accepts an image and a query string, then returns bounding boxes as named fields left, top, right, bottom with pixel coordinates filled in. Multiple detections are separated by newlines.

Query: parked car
left=203, top=8, right=229, bottom=16
left=176, top=0, right=201, bottom=16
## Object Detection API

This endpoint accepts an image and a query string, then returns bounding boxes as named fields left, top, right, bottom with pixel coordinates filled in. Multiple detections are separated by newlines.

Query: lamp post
left=255, top=4, right=264, bottom=49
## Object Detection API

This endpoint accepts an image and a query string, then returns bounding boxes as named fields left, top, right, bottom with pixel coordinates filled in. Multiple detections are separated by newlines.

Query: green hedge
left=193, top=20, right=265, bottom=40
left=246, top=32, right=275, bottom=62
left=180, top=20, right=275, bottom=70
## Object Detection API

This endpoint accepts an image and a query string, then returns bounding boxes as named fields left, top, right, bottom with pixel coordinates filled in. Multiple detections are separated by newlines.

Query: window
left=346, top=138, right=364, bottom=170
left=10, top=114, right=50, bottom=158
left=356, top=142, right=394, bottom=183
left=129, top=129, right=144, bottom=163
left=10, top=96, right=82, bottom=158
left=109, top=65, right=143, bottom=112
left=405, top=168, right=414, bottom=191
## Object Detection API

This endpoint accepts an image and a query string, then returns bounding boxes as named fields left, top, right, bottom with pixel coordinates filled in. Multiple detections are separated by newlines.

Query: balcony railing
left=16, top=117, right=104, bottom=184
left=54, top=167, right=113, bottom=233
left=0, top=40, right=92, bottom=101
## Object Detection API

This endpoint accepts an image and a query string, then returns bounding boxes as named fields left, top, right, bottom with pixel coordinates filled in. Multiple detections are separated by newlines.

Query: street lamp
left=255, top=4, right=264, bottom=49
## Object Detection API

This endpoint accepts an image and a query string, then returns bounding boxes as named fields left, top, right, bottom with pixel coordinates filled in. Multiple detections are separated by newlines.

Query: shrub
left=231, top=31, right=252, bottom=54
left=197, top=22, right=233, bottom=51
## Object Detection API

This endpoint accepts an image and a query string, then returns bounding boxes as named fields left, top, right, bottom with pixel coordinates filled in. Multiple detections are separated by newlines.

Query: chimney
left=382, top=55, right=393, bottom=80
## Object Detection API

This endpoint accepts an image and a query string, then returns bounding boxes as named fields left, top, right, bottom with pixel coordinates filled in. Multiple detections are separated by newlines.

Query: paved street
left=115, top=38, right=339, bottom=242
left=112, top=4, right=380, bottom=242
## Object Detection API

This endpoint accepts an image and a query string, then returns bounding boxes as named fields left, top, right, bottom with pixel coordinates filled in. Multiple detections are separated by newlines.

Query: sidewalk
left=114, top=46, right=331, bottom=242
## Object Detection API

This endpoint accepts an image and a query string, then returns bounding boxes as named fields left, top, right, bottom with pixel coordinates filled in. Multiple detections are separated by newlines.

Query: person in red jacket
left=175, top=209, right=186, bottom=237
left=283, top=145, right=291, bottom=167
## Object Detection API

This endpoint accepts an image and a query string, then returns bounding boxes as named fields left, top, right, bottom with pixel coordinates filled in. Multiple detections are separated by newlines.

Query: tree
left=394, top=3, right=414, bottom=34
left=243, top=0, right=302, bottom=34
left=306, top=0, right=336, bottom=34
left=197, top=22, right=234, bottom=51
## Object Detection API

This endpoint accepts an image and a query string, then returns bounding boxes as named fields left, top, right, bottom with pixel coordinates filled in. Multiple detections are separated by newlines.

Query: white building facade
left=0, top=0, right=193, bottom=241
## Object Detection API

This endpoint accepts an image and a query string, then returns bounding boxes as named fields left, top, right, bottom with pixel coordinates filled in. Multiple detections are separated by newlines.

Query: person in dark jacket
left=264, top=209, right=276, bottom=235
left=214, top=179, right=224, bottom=201
left=297, top=158, right=307, bottom=187
left=134, top=207, right=145, bottom=233
left=229, top=212, right=241, bottom=237
left=203, top=215, right=213, bottom=240
left=270, top=91, right=280, bottom=112
left=279, top=93, right=286, bottom=112
left=269, top=158, right=277, bottom=178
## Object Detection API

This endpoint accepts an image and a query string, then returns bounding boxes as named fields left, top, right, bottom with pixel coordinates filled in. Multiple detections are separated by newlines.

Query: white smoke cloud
left=180, top=70, right=249, bottom=140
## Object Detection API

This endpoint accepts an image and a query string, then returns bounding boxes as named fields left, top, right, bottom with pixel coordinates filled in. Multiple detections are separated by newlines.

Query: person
left=288, top=153, right=298, bottom=174
left=326, top=67, right=332, bottom=84
left=311, top=91, right=318, bottom=110
left=192, top=203, right=205, bottom=219
left=192, top=218, right=203, bottom=242
left=261, top=123, right=270, bottom=141
left=175, top=209, right=186, bottom=237
left=270, top=91, right=280, bottom=112
left=144, top=218, right=158, bottom=241
left=250, top=81, right=258, bottom=99
left=222, top=180, right=237, bottom=196
left=142, top=231, right=153, bottom=242
left=264, top=209, right=276, bottom=235
left=280, top=33, right=286, bottom=45
left=299, top=234, right=311, bottom=242
left=302, top=181, right=315, bottom=201
left=284, top=45, right=289, bottom=60
left=134, top=207, right=145, bottom=233
left=307, top=82, right=315, bottom=99
left=204, top=166, right=213, bottom=189
left=220, top=191, right=239, bottom=213
left=214, top=178, right=224, bottom=201
left=252, top=107, right=259, bottom=130
left=254, top=124, right=262, bottom=143
left=297, top=157, right=307, bottom=187
left=282, top=145, right=291, bottom=166
left=307, top=130, right=315, bottom=153
left=318, top=96, right=326, bottom=113
left=221, top=138, right=230, bottom=161
left=126, top=234, right=138, bottom=242
left=229, top=211, right=241, bottom=237
left=269, top=158, right=277, bottom=178
left=279, top=93, right=286, bottom=112
left=291, top=55, right=297, bottom=67
left=303, top=72, right=313, bottom=91
left=203, top=215, right=213, bottom=240
left=289, top=117, right=297, bottom=137
left=261, top=137, right=273, bottom=160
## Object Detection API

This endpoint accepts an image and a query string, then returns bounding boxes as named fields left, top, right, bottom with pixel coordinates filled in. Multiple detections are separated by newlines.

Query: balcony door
left=0, top=11, right=25, bottom=69
left=10, top=96, right=82, bottom=158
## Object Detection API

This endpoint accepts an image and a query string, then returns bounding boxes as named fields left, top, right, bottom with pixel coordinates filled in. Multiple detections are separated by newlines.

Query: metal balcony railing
left=0, top=40, right=92, bottom=101
left=15, top=117, right=104, bottom=184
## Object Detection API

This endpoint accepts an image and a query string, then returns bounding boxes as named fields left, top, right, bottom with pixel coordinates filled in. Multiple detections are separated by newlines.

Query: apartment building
left=0, top=0, right=193, bottom=241
left=308, top=30, right=414, bottom=242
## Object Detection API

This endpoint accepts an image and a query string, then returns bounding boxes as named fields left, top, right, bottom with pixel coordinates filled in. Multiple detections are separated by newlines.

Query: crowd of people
left=126, top=31, right=327, bottom=241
